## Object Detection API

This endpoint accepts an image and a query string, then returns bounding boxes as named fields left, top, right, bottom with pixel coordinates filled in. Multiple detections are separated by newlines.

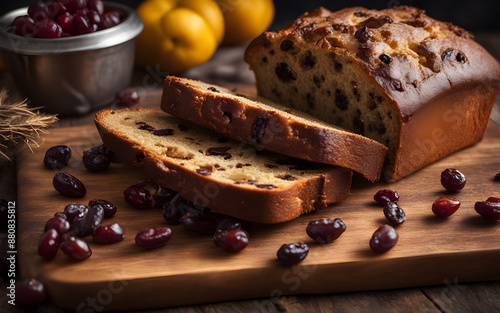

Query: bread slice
left=161, top=76, right=387, bottom=181
left=95, top=108, right=352, bottom=223
left=244, top=6, right=500, bottom=181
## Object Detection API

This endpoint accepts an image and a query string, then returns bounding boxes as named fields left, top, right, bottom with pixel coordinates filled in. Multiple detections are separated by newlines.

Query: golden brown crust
left=161, top=76, right=387, bottom=181
left=94, top=108, right=352, bottom=223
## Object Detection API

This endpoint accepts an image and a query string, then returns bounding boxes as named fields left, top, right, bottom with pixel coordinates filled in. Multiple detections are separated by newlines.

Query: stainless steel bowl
left=0, top=3, right=143, bottom=116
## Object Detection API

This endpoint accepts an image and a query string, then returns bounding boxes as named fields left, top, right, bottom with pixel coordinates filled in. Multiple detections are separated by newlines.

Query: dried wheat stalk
left=0, top=90, right=58, bottom=161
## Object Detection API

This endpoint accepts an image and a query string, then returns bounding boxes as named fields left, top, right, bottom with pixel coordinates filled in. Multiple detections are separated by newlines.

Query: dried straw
left=0, top=90, right=58, bottom=161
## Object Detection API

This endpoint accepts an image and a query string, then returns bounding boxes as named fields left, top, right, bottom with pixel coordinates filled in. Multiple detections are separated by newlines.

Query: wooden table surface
left=1, top=33, right=500, bottom=313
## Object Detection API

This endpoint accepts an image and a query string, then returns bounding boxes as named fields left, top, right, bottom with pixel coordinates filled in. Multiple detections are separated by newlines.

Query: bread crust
left=244, top=6, right=500, bottom=181
left=161, top=76, right=387, bottom=181
left=95, top=108, right=352, bottom=223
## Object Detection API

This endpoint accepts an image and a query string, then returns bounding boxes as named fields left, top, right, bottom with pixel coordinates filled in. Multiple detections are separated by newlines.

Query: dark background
left=0, top=0, right=499, bottom=32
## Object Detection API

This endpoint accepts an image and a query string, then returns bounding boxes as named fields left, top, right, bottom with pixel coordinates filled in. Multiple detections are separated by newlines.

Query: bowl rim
left=0, top=2, right=144, bottom=55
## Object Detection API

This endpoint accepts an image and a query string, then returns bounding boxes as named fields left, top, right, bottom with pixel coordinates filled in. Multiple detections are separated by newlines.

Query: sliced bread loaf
left=161, top=76, right=387, bottom=181
left=94, top=108, right=352, bottom=223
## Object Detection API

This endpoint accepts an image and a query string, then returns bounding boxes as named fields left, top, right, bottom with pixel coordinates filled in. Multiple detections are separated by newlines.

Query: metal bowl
left=0, top=2, right=143, bottom=116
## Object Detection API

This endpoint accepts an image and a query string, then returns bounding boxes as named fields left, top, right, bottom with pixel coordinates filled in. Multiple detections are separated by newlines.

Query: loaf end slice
left=161, top=75, right=387, bottom=181
left=94, top=108, right=352, bottom=223
left=244, top=6, right=500, bottom=181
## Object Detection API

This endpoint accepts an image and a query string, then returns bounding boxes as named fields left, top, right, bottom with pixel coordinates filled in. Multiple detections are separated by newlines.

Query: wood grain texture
left=15, top=118, right=500, bottom=311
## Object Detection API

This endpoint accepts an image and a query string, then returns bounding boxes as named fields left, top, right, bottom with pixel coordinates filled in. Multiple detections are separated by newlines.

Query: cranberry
left=135, top=227, right=172, bottom=249
left=383, top=202, right=406, bottom=225
left=116, top=88, right=140, bottom=107
left=93, top=223, right=125, bottom=244
left=12, top=15, right=35, bottom=37
left=277, top=243, right=309, bottom=266
left=162, top=194, right=196, bottom=224
left=213, top=229, right=249, bottom=252
left=83, top=153, right=110, bottom=172
left=15, top=278, right=46, bottom=307
left=124, top=185, right=152, bottom=209
left=88, top=0, right=104, bottom=15
left=56, top=12, right=75, bottom=33
left=44, top=145, right=71, bottom=169
left=216, top=218, right=244, bottom=231
left=374, top=189, right=399, bottom=205
left=60, top=236, right=92, bottom=260
left=59, top=0, right=88, bottom=14
left=306, top=218, right=346, bottom=244
left=38, top=229, right=60, bottom=261
left=370, top=225, right=398, bottom=253
left=180, top=214, right=218, bottom=234
left=63, top=203, right=88, bottom=223
left=74, top=14, right=94, bottom=34
left=432, top=197, right=460, bottom=217
left=99, top=10, right=121, bottom=29
left=487, top=197, right=500, bottom=203
left=34, top=19, right=63, bottom=38
left=73, top=204, right=104, bottom=237
left=53, top=172, right=86, bottom=197
left=44, top=216, right=71, bottom=235
left=154, top=185, right=177, bottom=208
left=84, top=145, right=119, bottom=163
left=88, top=199, right=116, bottom=218
left=475, top=199, right=500, bottom=221
left=28, top=2, right=50, bottom=21
left=441, top=168, right=466, bottom=192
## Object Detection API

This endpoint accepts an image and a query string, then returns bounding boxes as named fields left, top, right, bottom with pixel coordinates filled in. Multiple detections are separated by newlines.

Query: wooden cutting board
left=16, top=119, right=500, bottom=311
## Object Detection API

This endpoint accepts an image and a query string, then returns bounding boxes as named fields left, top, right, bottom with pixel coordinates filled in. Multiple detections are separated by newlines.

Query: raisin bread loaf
left=94, top=108, right=352, bottom=223
left=244, top=6, right=500, bottom=181
left=161, top=75, right=387, bottom=181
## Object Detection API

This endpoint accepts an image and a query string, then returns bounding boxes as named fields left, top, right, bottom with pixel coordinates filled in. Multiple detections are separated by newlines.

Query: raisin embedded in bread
left=244, top=6, right=500, bottom=181
left=94, top=108, right=352, bottom=223
left=161, top=75, right=387, bottom=181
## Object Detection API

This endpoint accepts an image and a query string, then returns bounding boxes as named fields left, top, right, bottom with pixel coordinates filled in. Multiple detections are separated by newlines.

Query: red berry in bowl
left=88, top=0, right=105, bottom=15
left=432, top=197, right=460, bottom=217
left=56, top=12, right=75, bottom=33
left=475, top=199, right=500, bottom=221
left=441, top=168, right=466, bottom=192
left=213, top=229, right=249, bottom=252
left=59, top=0, right=88, bottom=14
left=116, top=88, right=140, bottom=107
left=374, top=189, right=399, bottom=206
left=28, top=2, right=50, bottom=22
left=38, top=229, right=60, bottom=261
left=34, top=19, right=63, bottom=38
left=15, top=278, right=46, bottom=307
left=306, top=218, right=346, bottom=244
left=135, top=227, right=172, bottom=249
left=12, top=15, right=35, bottom=37
left=99, top=10, right=121, bottom=29
left=277, top=243, right=309, bottom=265
left=370, top=225, right=398, bottom=253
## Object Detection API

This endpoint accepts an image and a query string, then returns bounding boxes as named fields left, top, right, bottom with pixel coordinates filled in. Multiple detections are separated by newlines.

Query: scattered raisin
left=83, top=153, right=110, bottom=172
left=44, top=145, right=71, bottom=169
left=474, top=199, right=500, bottom=221
left=135, top=227, right=172, bottom=249
left=88, top=199, right=117, bottom=218
left=432, top=197, right=460, bottom=217
left=53, top=172, right=86, bottom=197
left=374, top=189, right=399, bottom=205
left=441, top=168, right=466, bottom=192
left=306, top=218, right=346, bottom=244
left=277, top=243, right=309, bottom=265
left=15, top=279, right=46, bottom=307
left=383, top=202, right=406, bottom=226
left=180, top=213, right=218, bottom=234
left=370, top=225, right=398, bottom=253
left=213, top=229, right=249, bottom=252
